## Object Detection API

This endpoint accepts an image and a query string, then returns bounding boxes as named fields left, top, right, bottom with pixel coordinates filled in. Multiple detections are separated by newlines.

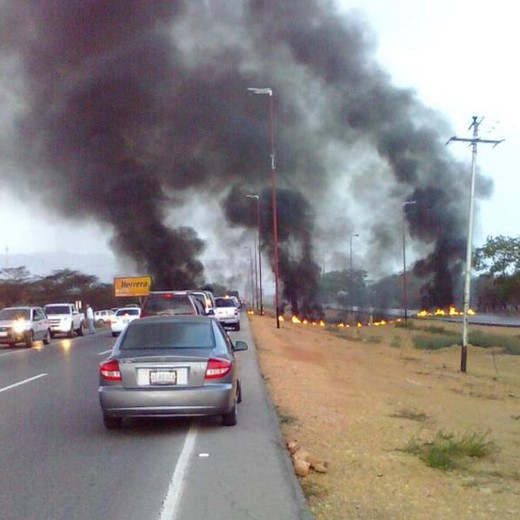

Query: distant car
left=214, top=296, right=241, bottom=331
left=0, top=306, right=51, bottom=348
left=44, top=303, right=84, bottom=338
left=98, top=315, right=248, bottom=429
left=140, top=291, right=203, bottom=317
left=229, top=295, right=242, bottom=311
left=110, top=307, right=141, bottom=337
left=190, top=290, right=216, bottom=315
left=94, top=309, right=115, bottom=324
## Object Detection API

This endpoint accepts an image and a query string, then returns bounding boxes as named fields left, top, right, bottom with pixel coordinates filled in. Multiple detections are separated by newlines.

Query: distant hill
left=1, top=251, right=118, bottom=283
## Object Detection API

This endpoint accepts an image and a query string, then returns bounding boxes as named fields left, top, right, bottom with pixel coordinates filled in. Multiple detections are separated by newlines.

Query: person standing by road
left=86, top=304, right=95, bottom=334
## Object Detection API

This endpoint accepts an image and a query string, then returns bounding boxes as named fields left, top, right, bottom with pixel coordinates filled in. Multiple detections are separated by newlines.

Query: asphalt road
left=0, top=317, right=313, bottom=520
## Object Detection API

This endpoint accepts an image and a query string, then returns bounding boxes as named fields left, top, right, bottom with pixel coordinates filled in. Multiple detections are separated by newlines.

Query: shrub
left=412, top=334, right=457, bottom=350
left=468, top=330, right=520, bottom=354
left=404, top=430, right=497, bottom=470
left=395, top=321, right=416, bottom=330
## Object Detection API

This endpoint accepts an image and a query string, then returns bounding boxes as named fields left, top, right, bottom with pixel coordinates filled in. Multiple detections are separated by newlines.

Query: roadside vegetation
left=409, top=323, right=520, bottom=355
left=403, top=430, right=497, bottom=471
left=328, top=319, right=520, bottom=355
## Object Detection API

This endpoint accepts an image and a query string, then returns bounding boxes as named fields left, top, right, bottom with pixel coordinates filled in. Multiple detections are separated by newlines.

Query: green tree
left=0, top=266, right=34, bottom=306
left=319, top=269, right=368, bottom=308
left=474, top=235, right=520, bottom=275
left=473, top=236, right=520, bottom=313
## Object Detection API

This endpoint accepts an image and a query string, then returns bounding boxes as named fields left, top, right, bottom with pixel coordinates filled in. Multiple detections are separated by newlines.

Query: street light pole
left=246, top=194, right=263, bottom=314
left=402, top=200, right=417, bottom=322
left=349, top=233, right=359, bottom=273
left=247, top=87, right=280, bottom=328
left=243, top=246, right=255, bottom=308
left=349, top=233, right=359, bottom=322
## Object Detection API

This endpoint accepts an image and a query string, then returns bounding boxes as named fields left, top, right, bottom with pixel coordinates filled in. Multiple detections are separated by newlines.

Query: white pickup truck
left=44, top=303, right=85, bottom=338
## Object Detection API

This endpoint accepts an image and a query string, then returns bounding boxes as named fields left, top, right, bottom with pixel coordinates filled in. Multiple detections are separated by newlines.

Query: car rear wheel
left=103, top=415, right=123, bottom=430
left=24, top=331, right=34, bottom=348
left=77, top=324, right=84, bottom=337
left=222, top=401, right=237, bottom=426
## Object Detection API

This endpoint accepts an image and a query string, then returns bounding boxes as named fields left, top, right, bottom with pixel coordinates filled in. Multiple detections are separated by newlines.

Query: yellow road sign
left=114, top=276, right=151, bottom=297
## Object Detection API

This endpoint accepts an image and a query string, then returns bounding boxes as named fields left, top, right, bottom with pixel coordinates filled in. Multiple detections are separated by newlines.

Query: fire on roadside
left=249, top=305, right=476, bottom=329
left=417, top=306, right=475, bottom=318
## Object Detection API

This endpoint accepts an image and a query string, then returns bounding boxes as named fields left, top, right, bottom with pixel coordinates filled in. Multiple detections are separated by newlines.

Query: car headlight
left=13, top=319, right=29, bottom=334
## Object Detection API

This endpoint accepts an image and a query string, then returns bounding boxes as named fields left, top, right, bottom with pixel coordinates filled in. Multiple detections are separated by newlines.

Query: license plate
left=150, top=370, right=177, bottom=385
left=0, top=331, right=7, bottom=337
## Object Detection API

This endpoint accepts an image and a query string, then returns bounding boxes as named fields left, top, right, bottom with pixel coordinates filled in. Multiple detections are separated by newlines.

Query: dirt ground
left=248, top=313, right=520, bottom=520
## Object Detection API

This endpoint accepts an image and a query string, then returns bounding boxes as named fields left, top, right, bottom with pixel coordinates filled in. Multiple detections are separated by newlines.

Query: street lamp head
left=402, top=200, right=417, bottom=208
left=245, top=194, right=260, bottom=200
left=247, top=87, right=273, bottom=96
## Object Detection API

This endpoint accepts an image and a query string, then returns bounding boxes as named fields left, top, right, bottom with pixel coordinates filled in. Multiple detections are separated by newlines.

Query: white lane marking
left=158, top=422, right=198, bottom=520
left=98, top=349, right=112, bottom=357
left=0, top=373, right=48, bottom=394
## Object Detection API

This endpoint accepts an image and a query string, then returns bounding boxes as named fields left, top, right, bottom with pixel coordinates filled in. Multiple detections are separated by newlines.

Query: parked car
left=98, top=315, right=248, bottom=429
left=110, top=307, right=141, bottom=337
left=0, top=306, right=51, bottom=348
left=94, top=309, right=115, bottom=324
left=214, top=296, right=241, bottom=331
left=140, top=291, right=203, bottom=317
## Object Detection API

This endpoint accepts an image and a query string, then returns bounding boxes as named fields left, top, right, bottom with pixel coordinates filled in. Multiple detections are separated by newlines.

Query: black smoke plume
left=224, top=185, right=323, bottom=318
left=0, top=1, right=491, bottom=307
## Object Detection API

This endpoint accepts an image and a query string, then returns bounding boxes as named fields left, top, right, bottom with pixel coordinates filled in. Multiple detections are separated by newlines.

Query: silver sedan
left=98, top=315, right=247, bottom=429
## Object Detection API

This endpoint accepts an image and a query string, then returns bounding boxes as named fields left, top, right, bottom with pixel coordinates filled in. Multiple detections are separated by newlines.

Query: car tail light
left=99, top=359, right=121, bottom=381
left=205, top=357, right=232, bottom=379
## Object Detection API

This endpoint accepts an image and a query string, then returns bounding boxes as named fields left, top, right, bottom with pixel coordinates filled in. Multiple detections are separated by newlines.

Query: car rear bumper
left=216, top=316, right=240, bottom=326
left=49, top=324, right=73, bottom=333
left=110, top=324, right=126, bottom=334
left=98, top=384, right=235, bottom=417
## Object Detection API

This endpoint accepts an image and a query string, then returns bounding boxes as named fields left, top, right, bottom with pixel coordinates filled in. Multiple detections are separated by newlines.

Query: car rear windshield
left=116, top=308, right=140, bottom=317
left=120, top=321, right=214, bottom=349
left=141, top=295, right=196, bottom=316
left=0, top=308, right=30, bottom=320
left=45, top=305, right=70, bottom=314
left=215, top=298, right=236, bottom=308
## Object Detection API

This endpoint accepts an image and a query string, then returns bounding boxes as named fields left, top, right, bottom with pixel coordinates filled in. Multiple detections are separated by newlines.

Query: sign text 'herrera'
left=114, top=276, right=151, bottom=297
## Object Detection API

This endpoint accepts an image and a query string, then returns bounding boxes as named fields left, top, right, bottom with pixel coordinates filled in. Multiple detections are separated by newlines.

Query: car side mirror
left=207, top=309, right=215, bottom=316
left=233, top=340, right=248, bottom=352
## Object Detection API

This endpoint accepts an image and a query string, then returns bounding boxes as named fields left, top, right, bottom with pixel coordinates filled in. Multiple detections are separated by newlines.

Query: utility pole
left=447, top=116, right=503, bottom=373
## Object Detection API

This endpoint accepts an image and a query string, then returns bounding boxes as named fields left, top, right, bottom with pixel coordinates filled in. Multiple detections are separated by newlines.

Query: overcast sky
left=339, top=0, right=517, bottom=244
left=0, top=0, right=517, bottom=283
